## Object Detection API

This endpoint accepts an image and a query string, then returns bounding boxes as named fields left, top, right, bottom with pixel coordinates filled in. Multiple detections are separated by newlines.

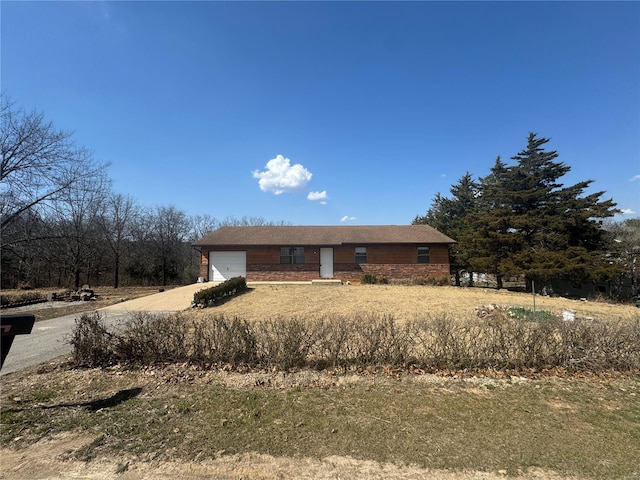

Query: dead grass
left=4, top=283, right=637, bottom=323
left=195, top=284, right=639, bottom=323
left=2, top=284, right=639, bottom=479
left=1, top=361, right=639, bottom=479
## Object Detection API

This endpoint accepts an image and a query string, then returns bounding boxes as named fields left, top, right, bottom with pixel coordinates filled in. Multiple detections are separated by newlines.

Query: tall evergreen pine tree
left=474, top=133, right=619, bottom=290
left=413, top=173, right=479, bottom=285
left=417, top=133, right=620, bottom=291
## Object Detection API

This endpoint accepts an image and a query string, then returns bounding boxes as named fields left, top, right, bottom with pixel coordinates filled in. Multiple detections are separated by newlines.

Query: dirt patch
left=0, top=438, right=579, bottom=480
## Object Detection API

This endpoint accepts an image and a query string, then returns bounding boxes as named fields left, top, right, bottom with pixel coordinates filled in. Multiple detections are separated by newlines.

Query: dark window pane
left=417, top=247, right=430, bottom=264
left=281, top=246, right=304, bottom=264
left=355, top=247, right=367, bottom=265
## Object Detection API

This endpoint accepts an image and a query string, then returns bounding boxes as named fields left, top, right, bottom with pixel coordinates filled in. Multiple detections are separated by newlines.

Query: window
left=280, top=246, right=305, bottom=264
left=417, top=247, right=430, bottom=264
left=355, top=247, right=367, bottom=265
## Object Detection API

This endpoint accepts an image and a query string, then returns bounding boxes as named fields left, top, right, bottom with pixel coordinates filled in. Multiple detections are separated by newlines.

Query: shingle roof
left=193, top=225, right=456, bottom=246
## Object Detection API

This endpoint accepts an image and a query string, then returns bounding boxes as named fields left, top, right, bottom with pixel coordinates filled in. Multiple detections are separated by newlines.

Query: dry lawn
left=200, top=284, right=639, bottom=322
left=2, top=284, right=639, bottom=480
left=3, top=360, right=638, bottom=480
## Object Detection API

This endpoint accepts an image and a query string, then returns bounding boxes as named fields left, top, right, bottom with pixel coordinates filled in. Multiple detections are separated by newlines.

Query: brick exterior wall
left=198, top=249, right=209, bottom=279
left=247, top=264, right=319, bottom=282
left=242, top=263, right=449, bottom=282
left=198, top=245, right=451, bottom=282
left=358, top=263, right=449, bottom=281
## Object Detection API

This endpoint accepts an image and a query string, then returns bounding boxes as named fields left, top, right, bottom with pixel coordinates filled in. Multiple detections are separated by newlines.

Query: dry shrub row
left=0, top=291, right=46, bottom=307
left=69, top=312, right=640, bottom=372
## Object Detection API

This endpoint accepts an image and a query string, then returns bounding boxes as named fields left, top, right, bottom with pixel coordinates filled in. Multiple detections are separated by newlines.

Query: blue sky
left=2, top=1, right=639, bottom=226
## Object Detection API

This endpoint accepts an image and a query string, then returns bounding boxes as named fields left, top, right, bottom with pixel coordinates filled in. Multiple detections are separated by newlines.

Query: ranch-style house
left=192, top=225, right=456, bottom=283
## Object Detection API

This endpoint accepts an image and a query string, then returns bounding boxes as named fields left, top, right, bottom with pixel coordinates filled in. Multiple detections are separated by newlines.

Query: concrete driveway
left=99, top=283, right=212, bottom=312
left=1, top=283, right=212, bottom=375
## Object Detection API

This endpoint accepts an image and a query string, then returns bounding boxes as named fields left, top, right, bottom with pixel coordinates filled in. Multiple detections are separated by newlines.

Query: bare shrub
left=69, top=309, right=640, bottom=373
left=191, top=315, right=258, bottom=367
left=0, top=291, right=46, bottom=307
left=315, top=316, right=353, bottom=368
left=68, top=312, right=115, bottom=367
left=258, top=317, right=318, bottom=369
left=508, top=319, right=560, bottom=369
left=113, top=312, right=189, bottom=365
left=404, top=314, right=640, bottom=372
left=349, top=313, right=413, bottom=366
left=557, top=317, right=640, bottom=371
left=415, top=316, right=472, bottom=369
left=610, top=318, right=640, bottom=370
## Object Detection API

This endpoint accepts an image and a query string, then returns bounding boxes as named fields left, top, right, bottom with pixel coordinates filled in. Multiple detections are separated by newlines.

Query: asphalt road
left=0, top=284, right=210, bottom=376
left=1, top=311, right=141, bottom=375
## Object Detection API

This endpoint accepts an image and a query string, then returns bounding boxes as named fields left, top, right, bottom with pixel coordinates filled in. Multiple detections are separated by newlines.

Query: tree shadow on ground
left=5, top=387, right=143, bottom=413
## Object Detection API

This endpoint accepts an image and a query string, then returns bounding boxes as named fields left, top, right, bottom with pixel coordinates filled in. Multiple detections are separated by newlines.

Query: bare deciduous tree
left=0, top=96, right=108, bottom=239
left=99, top=193, right=141, bottom=288
left=145, top=205, right=192, bottom=286
left=53, top=170, right=111, bottom=289
left=190, top=214, right=219, bottom=242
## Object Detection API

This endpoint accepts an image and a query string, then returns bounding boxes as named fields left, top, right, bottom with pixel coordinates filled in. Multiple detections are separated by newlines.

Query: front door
left=320, top=248, right=334, bottom=278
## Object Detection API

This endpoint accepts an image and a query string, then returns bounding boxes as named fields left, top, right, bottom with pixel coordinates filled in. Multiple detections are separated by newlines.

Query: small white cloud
left=340, top=215, right=357, bottom=222
left=620, top=208, right=636, bottom=215
left=630, top=175, right=640, bottom=182
left=253, top=155, right=312, bottom=194
left=307, top=191, right=328, bottom=202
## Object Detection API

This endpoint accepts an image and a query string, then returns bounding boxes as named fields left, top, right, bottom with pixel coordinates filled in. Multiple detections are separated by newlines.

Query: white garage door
left=209, top=251, right=246, bottom=282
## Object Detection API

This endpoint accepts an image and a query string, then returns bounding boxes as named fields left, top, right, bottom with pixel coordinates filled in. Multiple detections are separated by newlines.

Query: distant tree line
left=414, top=133, right=639, bottom=299
left=4, top=97, right=637, bottom=297
left=1, top=96, right=285, bottom=289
